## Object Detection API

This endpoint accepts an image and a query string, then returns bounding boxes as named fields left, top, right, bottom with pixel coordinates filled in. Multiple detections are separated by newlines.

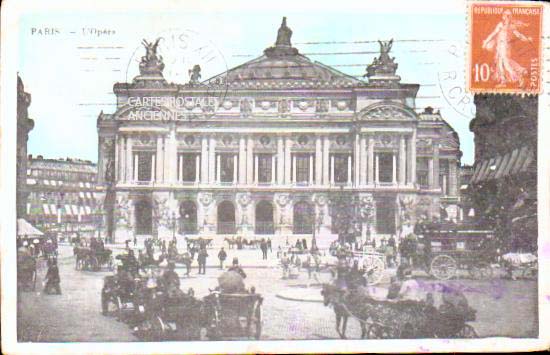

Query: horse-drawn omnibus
left=404, top=222, right=497, bottom=280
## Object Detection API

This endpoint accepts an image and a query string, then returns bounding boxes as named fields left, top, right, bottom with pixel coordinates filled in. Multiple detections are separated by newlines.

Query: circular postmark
left=437, top=42, right=476, bottom=119
left=124, top=27, right=230, bottom=116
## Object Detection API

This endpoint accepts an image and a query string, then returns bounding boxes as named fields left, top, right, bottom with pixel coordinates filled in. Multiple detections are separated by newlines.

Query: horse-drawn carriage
left=185, top=237, right=213, bottom=250
left=202, top=290, right=263, bottom=340
left=321, top=283, right=477, bottom=339
left=74, top=246, right=114, bottom=271
left=501, top=252, right=537, bottom=280
left=101, top=270, right=263, bottom=341
left=403, top=223, right=497, bottom=280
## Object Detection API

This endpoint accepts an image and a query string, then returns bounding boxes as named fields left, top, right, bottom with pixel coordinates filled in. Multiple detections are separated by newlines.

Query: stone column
left=399, top=135, right=406, bottom=185
left=354, top=135, right=360, bottom=186
left=315, top=136, right=322, bottom=185
left=167, top=128, right=178, bottom=183
left=116, top=135, right=123, bottom=182
left=254, top=155, right=259, bottom=183
left=271, top=155, right=276, bottom=184
left=208, top=137, right=216, bottom=184
left=151, top=154, right=156, bottom=182
left=133, top=153, right=139, bottom=181
left=284, top=137, right=292, bottom=184
left=433, top=145, right=440, bottom=190
left=392, top=153, right=397, bottom=184
left=233, top=155, right=238, bottom=183
left=277, top=137, right=284, bottom=184
left=406, top=136, right=413, bottom=184
left=449, top=160, right=458, bottom=196
left=428, top=158, right=434, bottom=188
left=330, top=155, right=335, bottom=184
left=201, top=136, right=208, bottom=184
left=292, top=155, right=297, bottom=183
left=239, top=137, right=246, bottom=184
left=195, top=155, right=200, bottom=183
left=216, top=154, right=221, bottom=183
left=360, top=136, right=367, bottom=186
left=125, top=136, right=133, bottom=183
left=347, top=155, right=352, bottom=185
left=368, top=136, right=374, bottom=185
left=322, top=136, right=330, bottom=185
left=309, top=155, right=314, bottom=185
left=411, top=130, right=417, bottom=184
left=375, top=153, right=380, bottom=184
left=246, top=136, right=254, bottom=184
left=178, top=155, right=183, bottom=182
left=156, top=136, right=164, bottom=183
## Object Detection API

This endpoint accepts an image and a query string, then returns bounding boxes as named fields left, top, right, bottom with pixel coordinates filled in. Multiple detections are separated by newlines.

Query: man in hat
left=161, top=262, right=181, bottom=296
left=227, top=257, right=246, bottom=279
left=218, top=247, right=227, bottom=270
left=197, top=247, right=208, bottom=275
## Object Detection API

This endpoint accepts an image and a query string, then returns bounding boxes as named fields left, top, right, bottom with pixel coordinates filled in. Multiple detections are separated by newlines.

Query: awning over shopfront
left=17, top=218, right=44, bottom=238
left=470, top=146, right=534, bottom=184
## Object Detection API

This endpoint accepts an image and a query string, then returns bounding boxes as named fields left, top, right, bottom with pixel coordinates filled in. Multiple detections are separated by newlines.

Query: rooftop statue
left=139, top=37, right=165, bottom=76
left=275, top=17, right=292, bottom=47
left=365, top=38, right=400, bottom=86
left=264, top=17, right=299, bottom=57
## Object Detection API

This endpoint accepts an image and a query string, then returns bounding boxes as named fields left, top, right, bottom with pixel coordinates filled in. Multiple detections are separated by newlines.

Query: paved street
left=18, top=243, right=538, bottom=341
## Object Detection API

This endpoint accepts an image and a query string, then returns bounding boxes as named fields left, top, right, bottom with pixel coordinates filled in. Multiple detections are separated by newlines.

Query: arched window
left=179, top=200, right=198, bottom=234
left=135, top=199, right=153, bottom=235
left=217, top=200, right=236, bottom=234
left=255, top=201, right=274, bottom=234
left=293, top=201, right=314, bottom=234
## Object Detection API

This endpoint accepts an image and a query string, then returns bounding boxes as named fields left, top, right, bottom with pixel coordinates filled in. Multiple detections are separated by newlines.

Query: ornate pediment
left=357, top=102, right=417, bottom=121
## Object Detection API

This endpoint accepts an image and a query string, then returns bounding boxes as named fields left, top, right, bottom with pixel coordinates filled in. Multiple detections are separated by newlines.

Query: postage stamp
left=1, top=0, right=550, bottom=354
left=468, top=2, right=543, bottom=94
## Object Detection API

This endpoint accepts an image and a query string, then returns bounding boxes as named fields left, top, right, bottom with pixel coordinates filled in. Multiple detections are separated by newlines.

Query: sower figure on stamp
left=482, top=9, right=532, bottom=87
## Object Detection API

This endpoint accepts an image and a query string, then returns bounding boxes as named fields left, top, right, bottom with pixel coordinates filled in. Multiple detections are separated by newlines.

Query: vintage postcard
left=1, top=0, right=549, bottom=353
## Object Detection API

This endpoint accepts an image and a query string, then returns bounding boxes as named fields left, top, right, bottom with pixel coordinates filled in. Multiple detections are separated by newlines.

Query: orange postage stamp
left=469, top=2, right=543, bottom=94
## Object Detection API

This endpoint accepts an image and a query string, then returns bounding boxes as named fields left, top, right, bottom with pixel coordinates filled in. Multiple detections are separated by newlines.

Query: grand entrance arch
left=255, top=200, right=274, bottom=234
left=217, top=200, right=236, bottom=234
left=135, top=199, right=153, bottom=235
left=179, top=200, right=198, bottom=234
left=293, top=201, right=314, bottom=234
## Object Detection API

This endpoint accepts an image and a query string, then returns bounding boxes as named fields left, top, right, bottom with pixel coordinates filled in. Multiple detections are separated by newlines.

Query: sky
left=18, top=7, right=475, bottom=164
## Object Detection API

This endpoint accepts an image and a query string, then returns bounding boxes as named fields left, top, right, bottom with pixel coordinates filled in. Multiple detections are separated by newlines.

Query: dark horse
left=321, top=284, right=370, bottom=339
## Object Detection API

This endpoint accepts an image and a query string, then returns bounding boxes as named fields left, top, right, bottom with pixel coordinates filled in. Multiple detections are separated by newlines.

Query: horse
left=224, top=237, right=238, bottom=249
left=320, top=283, right=370, bottom=339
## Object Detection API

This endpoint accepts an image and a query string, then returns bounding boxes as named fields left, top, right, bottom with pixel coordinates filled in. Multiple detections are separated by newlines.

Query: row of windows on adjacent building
left=133, top=198, right=398, bottom=236
left=128, top=151, right=456, bottom=193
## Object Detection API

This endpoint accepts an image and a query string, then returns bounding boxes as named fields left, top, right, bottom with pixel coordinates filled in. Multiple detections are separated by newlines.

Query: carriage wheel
left=430, top=255, right=457, bottom=280
left=104, top=296, right=120, bottom=316
left=458, top=324, right=478, bottom=338
left=363, top=255, right=385, bottom=285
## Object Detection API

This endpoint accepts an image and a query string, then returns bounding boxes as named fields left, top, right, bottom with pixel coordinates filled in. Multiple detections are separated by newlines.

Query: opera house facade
left=97, top=18, right=461, bottom=245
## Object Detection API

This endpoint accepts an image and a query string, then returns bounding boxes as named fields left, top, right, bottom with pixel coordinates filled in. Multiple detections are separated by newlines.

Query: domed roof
left=203, top=18, right=365, bottom=90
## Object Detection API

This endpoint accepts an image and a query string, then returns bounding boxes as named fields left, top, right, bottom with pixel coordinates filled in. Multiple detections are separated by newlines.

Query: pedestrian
left=133, top=235, right=137, bottom=247
left=161, top=239, right=167, bottom=254
left=276, top=246, right=282, bottom=258
left=302, top=238, right=307, bottom=251
left=197, top=248, right=208, bottom=274
left=43, top=259, right=61, bottom=295
left=218, top=247, right=227, bottom=270
left=267, top=238, right=272, bottom=252
left=260, top=239, right=268, bottom=260
left=182, top=251, right=192, bottom=277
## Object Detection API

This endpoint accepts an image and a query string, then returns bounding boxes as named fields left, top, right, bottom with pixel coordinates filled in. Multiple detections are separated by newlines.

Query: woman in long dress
left=482, top=9, right=533, bottom=87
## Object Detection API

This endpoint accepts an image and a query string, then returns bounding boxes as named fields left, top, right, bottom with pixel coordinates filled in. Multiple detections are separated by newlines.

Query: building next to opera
left=97, top=18, right=462, bottom=246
